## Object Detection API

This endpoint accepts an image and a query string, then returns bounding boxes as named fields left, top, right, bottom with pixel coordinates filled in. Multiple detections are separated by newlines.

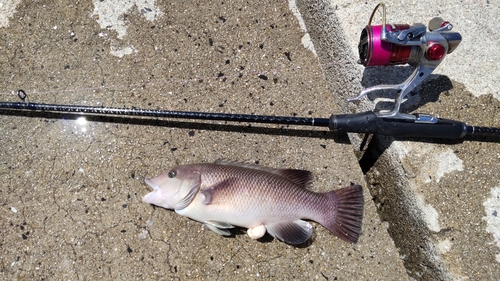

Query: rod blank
left=0, top=101, right=331, bottom=128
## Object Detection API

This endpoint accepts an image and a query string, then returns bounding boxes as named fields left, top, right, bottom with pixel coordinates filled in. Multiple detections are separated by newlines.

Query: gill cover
left=142, top=167, right=201, bottom=210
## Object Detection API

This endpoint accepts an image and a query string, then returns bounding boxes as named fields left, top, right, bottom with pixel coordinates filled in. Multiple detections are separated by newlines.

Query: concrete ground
left=0, top=0, right=498, bottom=280
left=0, top=0, right=407, bottom=280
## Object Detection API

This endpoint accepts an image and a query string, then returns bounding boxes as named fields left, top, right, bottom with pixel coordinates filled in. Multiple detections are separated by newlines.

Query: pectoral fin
left=200, top=178, right=239, bottom=205
left=265, top=220, right=313, bottom=245
left=204, top=220, right=235, bottom=236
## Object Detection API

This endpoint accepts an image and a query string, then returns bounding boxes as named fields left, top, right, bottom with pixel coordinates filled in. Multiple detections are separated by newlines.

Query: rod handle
left=329, top=111, right=467, bottom=139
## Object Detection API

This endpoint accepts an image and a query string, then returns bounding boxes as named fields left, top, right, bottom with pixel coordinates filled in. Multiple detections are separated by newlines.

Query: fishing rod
left=0, top=89, right=498, bottom=140
left=0, top=3, right=498, bottom=140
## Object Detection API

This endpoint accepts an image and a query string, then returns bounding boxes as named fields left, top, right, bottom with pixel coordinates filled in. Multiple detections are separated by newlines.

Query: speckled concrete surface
left=324, top=0, right=500, bottom=280
left=0, top=1, right=408, bottom=280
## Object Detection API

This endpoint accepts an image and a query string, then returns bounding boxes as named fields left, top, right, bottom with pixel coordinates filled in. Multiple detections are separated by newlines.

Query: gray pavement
left=1, top=0, right=498, bottom=280
left=1, top=0, right=407, bottom=280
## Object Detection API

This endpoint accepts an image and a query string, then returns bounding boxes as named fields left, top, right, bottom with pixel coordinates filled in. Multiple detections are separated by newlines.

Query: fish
left=142, top=160, right=364, bottom=244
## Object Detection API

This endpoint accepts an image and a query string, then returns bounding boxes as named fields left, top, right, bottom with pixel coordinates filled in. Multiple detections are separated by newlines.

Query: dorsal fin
left=214, top=159, right=312, bottom=187
left=214, top=159, right=275, bottom=172
left=275, top=169, right=312, bottom=187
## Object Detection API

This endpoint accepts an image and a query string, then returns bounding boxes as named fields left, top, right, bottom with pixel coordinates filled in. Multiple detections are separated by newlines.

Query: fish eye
left=168, top=170, right=177, bottom=178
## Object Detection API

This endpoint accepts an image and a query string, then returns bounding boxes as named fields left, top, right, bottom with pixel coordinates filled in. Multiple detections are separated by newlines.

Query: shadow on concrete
left=355, top=67, right=496, bottom=173
left=358, top=133, right=500, bottom=175
left=357, top=135, right=457, bottom=174
left=360, top=66, right=453, bottom=114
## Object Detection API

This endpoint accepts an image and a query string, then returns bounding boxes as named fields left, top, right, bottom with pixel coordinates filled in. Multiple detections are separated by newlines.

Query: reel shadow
left=360, top=66, right=453, bottom=113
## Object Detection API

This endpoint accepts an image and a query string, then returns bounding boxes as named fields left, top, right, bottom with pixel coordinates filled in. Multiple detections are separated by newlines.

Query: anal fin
left=265, top=220, right=313, bottom=245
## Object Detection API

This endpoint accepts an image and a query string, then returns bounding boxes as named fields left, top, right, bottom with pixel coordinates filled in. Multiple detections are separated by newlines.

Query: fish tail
left=321, top=185, right=364, bottom=243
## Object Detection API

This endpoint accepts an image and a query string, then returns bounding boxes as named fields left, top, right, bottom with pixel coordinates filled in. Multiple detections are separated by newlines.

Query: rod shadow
left=0, top=109, right=351, bottom=144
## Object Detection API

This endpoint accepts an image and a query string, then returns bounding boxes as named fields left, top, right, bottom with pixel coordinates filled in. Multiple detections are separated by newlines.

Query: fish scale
left=199, top=164, right=314, bottom=220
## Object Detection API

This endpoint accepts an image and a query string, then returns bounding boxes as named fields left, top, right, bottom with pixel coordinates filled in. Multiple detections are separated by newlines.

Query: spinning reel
left=349, top=3, right=462, bottom=120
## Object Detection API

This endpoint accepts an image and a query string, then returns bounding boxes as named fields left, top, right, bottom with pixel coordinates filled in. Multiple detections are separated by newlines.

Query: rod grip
left=329, top=111, right=467, bottom=139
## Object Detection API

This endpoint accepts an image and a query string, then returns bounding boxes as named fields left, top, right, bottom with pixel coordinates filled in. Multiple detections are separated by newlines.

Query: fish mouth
left=145, top=178, right=160, bottom=190
left=142, top=188, right=164, bottom=204
left=143, top=178, right=163, bottom=204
